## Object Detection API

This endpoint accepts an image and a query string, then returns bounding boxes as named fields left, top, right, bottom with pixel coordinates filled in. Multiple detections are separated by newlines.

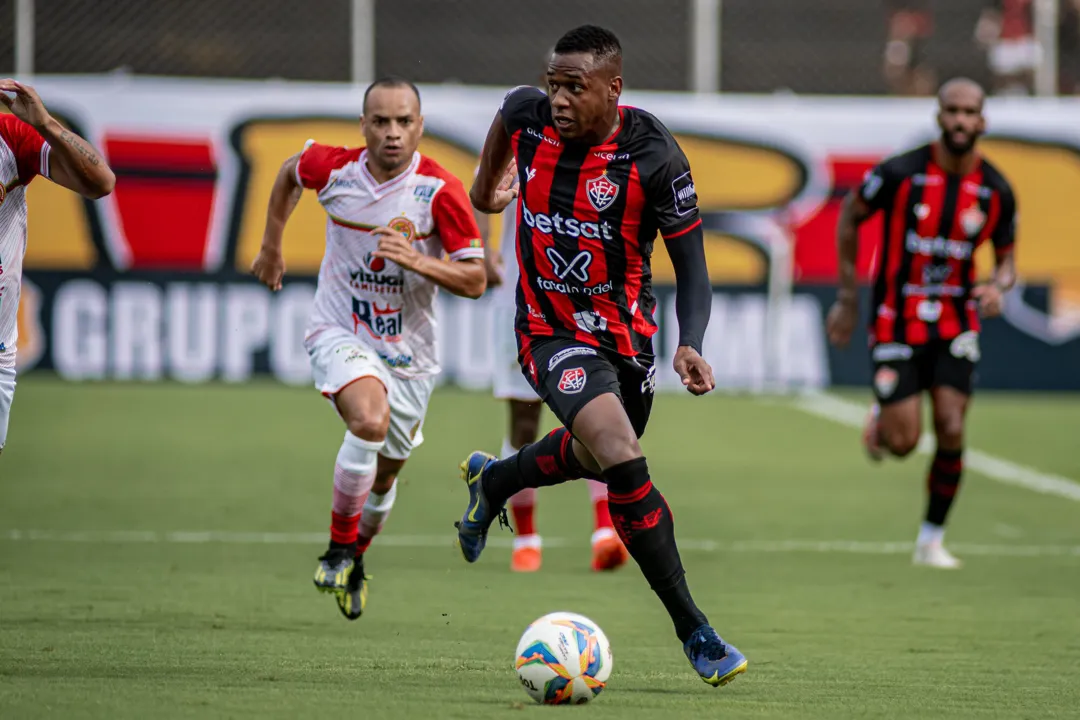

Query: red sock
left=355, top=534, right=373, bottom=555
left=512, top=504, right=537, bottom=536
left=593, top=499, right=613, bottom=531
left=330, top=511, right=360, bottom=545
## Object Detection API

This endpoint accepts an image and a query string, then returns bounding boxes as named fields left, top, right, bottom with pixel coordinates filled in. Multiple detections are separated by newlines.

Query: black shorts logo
left=557, top=367, right=587, bottom=394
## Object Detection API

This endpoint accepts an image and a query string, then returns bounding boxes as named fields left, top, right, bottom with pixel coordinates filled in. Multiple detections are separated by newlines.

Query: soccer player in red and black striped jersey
left=827, top=78, right=1017, bottom=570
left=454, top=25, right=748, bottom=688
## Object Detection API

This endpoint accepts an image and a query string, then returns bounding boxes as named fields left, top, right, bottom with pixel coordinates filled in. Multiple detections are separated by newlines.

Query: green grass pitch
left=2, top=378, right=1079, bottom=718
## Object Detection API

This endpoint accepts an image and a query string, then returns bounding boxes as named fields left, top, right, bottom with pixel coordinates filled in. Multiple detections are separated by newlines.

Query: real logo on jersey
left=387, top=215, right=417, bottom=242
left=671, top=171, right=697, bottom=216
left=874, top=366, right=899, bottom=398
left=546, top=248, right=591, bottom=282
left=352, top=298, right=402, bottom=340
left=557, top=367, right=587, bottom=394
left=959, top=206, right=986, bottom=236
left=585, top=172, right=620, bottom=212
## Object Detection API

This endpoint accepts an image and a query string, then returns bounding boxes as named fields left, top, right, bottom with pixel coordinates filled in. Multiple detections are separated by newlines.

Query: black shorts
left=870, top=333, right=980, bottom=405
left=518, top=335, right=656, bottom=438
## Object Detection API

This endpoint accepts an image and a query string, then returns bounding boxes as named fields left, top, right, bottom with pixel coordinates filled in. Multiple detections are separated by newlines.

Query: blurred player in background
left=252, top=77, right=486, bottom=620
left=0, top=79, right=115, bottom=455
left=458, top=26, right=747, bottom=687
left=476, top=173, right=628, bottom=575
left=827, top=78, right=1017, bottom=569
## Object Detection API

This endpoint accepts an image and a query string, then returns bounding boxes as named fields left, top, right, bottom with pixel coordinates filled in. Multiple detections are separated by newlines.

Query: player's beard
left=941, top=129, right=977, bottom=156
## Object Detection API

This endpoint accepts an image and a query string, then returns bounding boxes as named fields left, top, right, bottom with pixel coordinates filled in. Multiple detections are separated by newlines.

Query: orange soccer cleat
left=510, top=545, right=542, bottom=573
left=590, top=528, right=629, bottom=572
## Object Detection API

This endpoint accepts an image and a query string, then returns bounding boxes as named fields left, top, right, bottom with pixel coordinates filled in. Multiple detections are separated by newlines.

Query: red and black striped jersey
left=858, top=144, right=1017, bottom=346
left=500, top=86, right=701, bottom=358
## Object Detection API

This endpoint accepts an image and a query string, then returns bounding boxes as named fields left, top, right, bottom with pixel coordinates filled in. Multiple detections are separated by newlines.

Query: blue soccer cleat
left=684, top=625, right=748, bottom=687
left=454, top=451, right=509, bottom=563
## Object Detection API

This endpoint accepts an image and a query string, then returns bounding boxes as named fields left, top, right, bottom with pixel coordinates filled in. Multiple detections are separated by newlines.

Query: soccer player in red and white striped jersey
left=0, top=79, right=115, bottom=455
left=828, top=78, right=1017, bottom=569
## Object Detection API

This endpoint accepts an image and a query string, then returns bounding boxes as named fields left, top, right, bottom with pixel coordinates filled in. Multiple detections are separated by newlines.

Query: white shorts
left=307, top=328, right=435, bottom=461
left=0, top=366, right=15, bottom=452
left=491, top=302, right=538, bottom=402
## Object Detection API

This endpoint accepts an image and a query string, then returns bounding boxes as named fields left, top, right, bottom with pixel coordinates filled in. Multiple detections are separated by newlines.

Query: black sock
left=483, top=428, right=587, bottom=508
left=605, top=457, right=708, bottom=644
left=925, top=448, right=963, bottom=526
left=328, top=539, right=356, bottom=556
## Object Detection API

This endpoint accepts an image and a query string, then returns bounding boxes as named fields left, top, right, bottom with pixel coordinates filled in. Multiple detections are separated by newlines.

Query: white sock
left=917, top=521, right=945, bottom=546
left=512, top=534, right=542, bottom=551
left=501, top=436, right=520, bottom=460
left=359, top=482, right=398, bottom=541
left=591, top=527, right=617, bottom=545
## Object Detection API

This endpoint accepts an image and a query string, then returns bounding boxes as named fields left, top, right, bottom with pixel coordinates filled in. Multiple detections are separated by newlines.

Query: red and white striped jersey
left=0, top=114, right=51, bottom=369
left=298, top=142, right=484, bottom=379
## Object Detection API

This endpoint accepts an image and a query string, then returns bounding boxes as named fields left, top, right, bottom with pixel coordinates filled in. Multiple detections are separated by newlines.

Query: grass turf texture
left=2, top=378, right=1079, bottom=718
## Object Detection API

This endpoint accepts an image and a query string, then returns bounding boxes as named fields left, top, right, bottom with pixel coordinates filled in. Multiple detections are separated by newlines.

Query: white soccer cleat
left=912, top=541, right=963, bottom=569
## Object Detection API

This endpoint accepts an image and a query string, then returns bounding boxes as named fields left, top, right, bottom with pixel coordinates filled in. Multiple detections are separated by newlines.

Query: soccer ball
left=514, top=611, right=613, bottom=705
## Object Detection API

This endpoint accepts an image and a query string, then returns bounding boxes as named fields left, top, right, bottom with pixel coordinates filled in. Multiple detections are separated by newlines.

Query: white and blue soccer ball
left=514, top=611, right=613, bottom=705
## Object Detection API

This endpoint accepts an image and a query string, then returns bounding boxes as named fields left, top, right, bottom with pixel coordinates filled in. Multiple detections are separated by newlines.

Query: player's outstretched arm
left=827, top=190, right=873, bottom=348
left=371, top=228, right=487, bottom=299
left=251, top=153, right=302, bottom=291
left=470, top=110, right=518, bottom=214
left=0, top=79, right=115, bottom=199
left=664, top=224, right=716, bottom=396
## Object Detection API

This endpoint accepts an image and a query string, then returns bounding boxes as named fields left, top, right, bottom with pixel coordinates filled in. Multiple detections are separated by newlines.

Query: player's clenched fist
left=251, top=248, right=286, bottom=291
left=673, top=346, right=715, bottom=396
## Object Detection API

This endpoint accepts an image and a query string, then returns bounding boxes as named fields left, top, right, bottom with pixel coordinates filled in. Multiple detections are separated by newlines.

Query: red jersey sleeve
left=295, top=141, right=356, bottom=191
left=0, top=113, right=50, bottom=186
left=432, top=175, right=484, bottom=261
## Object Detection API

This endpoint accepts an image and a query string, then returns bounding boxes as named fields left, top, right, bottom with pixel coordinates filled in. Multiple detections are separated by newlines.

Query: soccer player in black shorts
left=827, top=78, right=1017, bottom=569
left=454, top=25, right=747, bottom=688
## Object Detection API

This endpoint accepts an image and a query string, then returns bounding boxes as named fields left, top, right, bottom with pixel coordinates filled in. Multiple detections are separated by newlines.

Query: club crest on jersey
left=387, top=215, right=417, bottom=241
left=959, top=206, right=986, bottom=236
left=557, top=367, right=587, bottom=394
left=585, top=172, right=619, bottom=212
left=874, top=366, right=899, bottom=398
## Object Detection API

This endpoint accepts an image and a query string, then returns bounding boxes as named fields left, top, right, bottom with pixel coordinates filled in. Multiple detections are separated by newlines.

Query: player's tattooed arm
left=251, top=153, right=302, bottom=291
left=827, top=190, right=874, bottom=348
left=0, top=78, right=115, bottom=199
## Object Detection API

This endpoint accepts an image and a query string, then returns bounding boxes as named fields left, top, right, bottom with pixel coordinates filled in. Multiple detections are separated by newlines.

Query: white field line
left=792, top=392, right=1080, bottom=503
left=3, top=529, right=1079, bottom=558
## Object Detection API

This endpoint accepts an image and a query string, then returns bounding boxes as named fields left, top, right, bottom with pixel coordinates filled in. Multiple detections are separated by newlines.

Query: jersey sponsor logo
left=352, top=298, right=403, bottom=341
left=861, top=170, right=884, bottom=199
left=671, top=171, right=697, bottom=216
left=641, top=364, right=657, bottom=394
left=874, top=366, right=899, bottom=398
left=413, top=185, right=435, bottom=203
left=521, top=206, right=615, bottom=242
left=573, top=310, right=608, bottom=333
left=557, top=367, right=587, bottom=394
left=526, top=126, right=560, bottom=147
left=871, top=343, right=913, bottom=362
left=950, top=331, right=981, bottom=362
left=363, top=250, right=387, bottom=273
left=916, top=299, right=943, bottom=322
left=922, top=264, right=953, bottom=285
left=959, top=205, right=986, bottom=236
left=351, top=250, right=403, bottom=294
left=905, top=231, right=973, bottom=260
left=913, top=203, right=931, bottom=220
left=546, top=248, right=592, bottom=282
left=593, top=151, right=631, bottom=161
left=585, top=172, right=620, bottom=212
left=546, top=345, right=598, bottom=371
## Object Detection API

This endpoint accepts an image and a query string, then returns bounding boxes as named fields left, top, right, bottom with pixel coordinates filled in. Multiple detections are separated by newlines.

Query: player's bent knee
left=344, top=414, right=390, bottom=443
left=933, top=414, right=965, bottom=447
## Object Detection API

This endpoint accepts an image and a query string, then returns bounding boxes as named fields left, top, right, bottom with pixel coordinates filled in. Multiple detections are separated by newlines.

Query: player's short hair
left=363, top=76, right=421, bottom=114
left=553, top=25, right=622, bottom=66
